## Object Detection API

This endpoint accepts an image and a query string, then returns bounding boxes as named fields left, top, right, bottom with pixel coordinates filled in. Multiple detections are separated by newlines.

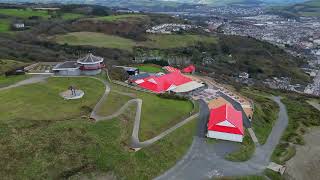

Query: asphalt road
left=156, top=96, right=288, bottom=180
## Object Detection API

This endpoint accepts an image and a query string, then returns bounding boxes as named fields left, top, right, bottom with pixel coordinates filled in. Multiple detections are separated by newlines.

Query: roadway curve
left=156, top=96, right=288, bottom=179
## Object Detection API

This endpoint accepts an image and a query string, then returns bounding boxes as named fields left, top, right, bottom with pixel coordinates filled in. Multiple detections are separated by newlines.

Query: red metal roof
left=207, top=104, right=244, bottom=135
left=163, top=66, right=181, bottom=73
left=138, top=71, right=192, bottom=93
left=182, top=65, right=195, bottom=73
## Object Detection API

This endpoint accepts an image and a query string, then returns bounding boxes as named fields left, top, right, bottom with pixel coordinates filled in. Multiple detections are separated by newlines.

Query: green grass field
left=0, top=77, right=197, bottom=179
left=0, top=8, right=50, bottom=19
left=92, top=14, right=148, bottom=22
left=97, top=91, right=133, bottom=116
left=0, top=77, right=105, bottom=121
left=61, top=13, right=84, bottom=20
left=140, top=34, right=218, bottom=49
left=53, top=32, right=136, bottom=51
left=0, top=19, right=10, bottom=32
left=110, top=84, right=194, bottom=141
left=0, top=75, right=30, bottom=88
left=134, top=64, right=164, bottom=73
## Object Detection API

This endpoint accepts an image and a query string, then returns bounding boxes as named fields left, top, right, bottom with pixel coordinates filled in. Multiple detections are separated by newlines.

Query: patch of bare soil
left=285, top=127, right=320, bottom=180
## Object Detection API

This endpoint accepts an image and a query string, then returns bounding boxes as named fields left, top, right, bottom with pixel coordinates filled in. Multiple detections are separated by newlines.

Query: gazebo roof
left=77, top=53, right=104, bottom=64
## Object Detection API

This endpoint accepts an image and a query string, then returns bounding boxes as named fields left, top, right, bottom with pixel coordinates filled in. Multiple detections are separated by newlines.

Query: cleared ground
left=140, top=34, right=218, bottom=49
left=0, top=77, right=197, bottom=179
left=286, top=127, right=320, bottom=180
left=52, top=32, right=136, bottom=51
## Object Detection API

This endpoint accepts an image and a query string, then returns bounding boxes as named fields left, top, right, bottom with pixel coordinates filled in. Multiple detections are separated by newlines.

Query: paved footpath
left=0, top=75, right=50, bottom=91
left=156, top=96, right=288, bottom=180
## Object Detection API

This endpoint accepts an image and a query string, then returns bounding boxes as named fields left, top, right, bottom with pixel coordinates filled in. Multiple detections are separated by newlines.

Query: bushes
left=157, top=93, right=188, bottom=101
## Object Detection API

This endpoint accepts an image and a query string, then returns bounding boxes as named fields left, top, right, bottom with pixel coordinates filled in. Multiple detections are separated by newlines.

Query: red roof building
left=163, top=66, right=181, bottom=73
left=207, top=104, right=244, bottom=142
left=182, top=65, right=195, bottom=73
left=137, top=71, right=192, bottom=93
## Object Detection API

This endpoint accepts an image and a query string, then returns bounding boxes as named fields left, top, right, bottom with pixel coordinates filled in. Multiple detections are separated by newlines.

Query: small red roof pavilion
left=207, top=104, right=244, bottom=142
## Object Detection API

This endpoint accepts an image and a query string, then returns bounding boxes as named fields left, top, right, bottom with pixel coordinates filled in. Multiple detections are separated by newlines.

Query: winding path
left=156, top=96, right=288, bottom=179
left=0, top=75, right=50, bottom=91
left=87, top=76, right=199, bottom=149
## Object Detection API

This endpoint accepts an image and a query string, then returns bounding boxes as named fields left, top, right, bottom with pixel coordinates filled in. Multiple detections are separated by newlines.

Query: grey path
left=0, top=75, right=50, bottom=91
left=156, top=96, right=288, bottom=180
left=87, top=76, right=198, bottom=149
left=307, top=100, right=320, bottom=111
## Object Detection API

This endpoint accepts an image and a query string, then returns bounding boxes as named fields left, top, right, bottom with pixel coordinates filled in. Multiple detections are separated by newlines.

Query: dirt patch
left=285, top=127, right=320, bottom=180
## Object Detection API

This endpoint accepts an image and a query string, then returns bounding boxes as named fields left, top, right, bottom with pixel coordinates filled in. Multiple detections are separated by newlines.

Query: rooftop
left=52, top=61, right=79, bottom=70
left=77, top=53, right=104, bottom=65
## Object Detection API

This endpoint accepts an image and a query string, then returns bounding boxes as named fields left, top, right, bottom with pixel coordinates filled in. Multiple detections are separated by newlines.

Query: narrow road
left=0, top=75, right=50, bottom=91
left=156, top=96, right=288, bottom=179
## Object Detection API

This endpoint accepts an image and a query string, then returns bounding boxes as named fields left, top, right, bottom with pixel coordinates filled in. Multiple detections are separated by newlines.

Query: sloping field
left=0, top=8, right=50, bottom=18
left=140, top=34, right=218, bottom=49
left=0, top=19, right=10, bottom=33
left=0, top=77, right=197, bottom=179
left=90, top=14, right=148, bottom=23
left=52, top=32, right=136, bottom=51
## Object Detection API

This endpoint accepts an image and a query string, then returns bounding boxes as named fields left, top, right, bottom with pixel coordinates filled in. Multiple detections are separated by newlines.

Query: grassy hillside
left=269, top=0, right=320, bottom=17
left=0, top=19, right=10, bottom=33
left=92, top=14, right=148, bottom=23
left=0, top=8, right=50, bottom=19
left=0, top=59, right=27, bottom=74
left=140, top=34, right=218, bottom=49
left=0, top=77, right=197, bottom=179
left=198, top=35, right=310, bottom=85
left=52, top=32, right=137, bottom=51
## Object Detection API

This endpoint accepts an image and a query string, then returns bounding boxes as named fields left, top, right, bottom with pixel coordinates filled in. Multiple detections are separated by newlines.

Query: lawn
left=134, top=64, right=164, bottom=73
left=0, top=77, right=105, bottom=121
left=52, top=32, right=136, bottom=51
left=0, top=8, right=50, bottom=19
left=92, top=14, right=148, bottom=23
left=140, top=34, right=218, bottom=49
left=110, top=83, right=195, bottom=141
left=0, top=75, right=30, bottom=88
left=97, top=91, right=133, bottom=116
left=0, top=76, right=197, bottom=179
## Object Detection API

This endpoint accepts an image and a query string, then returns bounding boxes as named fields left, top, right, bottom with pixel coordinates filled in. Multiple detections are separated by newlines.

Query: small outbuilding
left=207, top=104, right=244, bottom=142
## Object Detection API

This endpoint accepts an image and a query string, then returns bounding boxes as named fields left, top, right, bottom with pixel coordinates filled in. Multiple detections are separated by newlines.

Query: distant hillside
left=5, top=0, right=309, bottom=7
left=269, top=0, right=320, bottom=17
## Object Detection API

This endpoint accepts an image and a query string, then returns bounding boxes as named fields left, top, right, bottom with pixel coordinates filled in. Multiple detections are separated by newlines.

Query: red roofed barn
left=182, top=65, right=195, bottom=73
left=137, top=71, right=192, bottom=93
left=207, top=104, right=244, bottom=142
